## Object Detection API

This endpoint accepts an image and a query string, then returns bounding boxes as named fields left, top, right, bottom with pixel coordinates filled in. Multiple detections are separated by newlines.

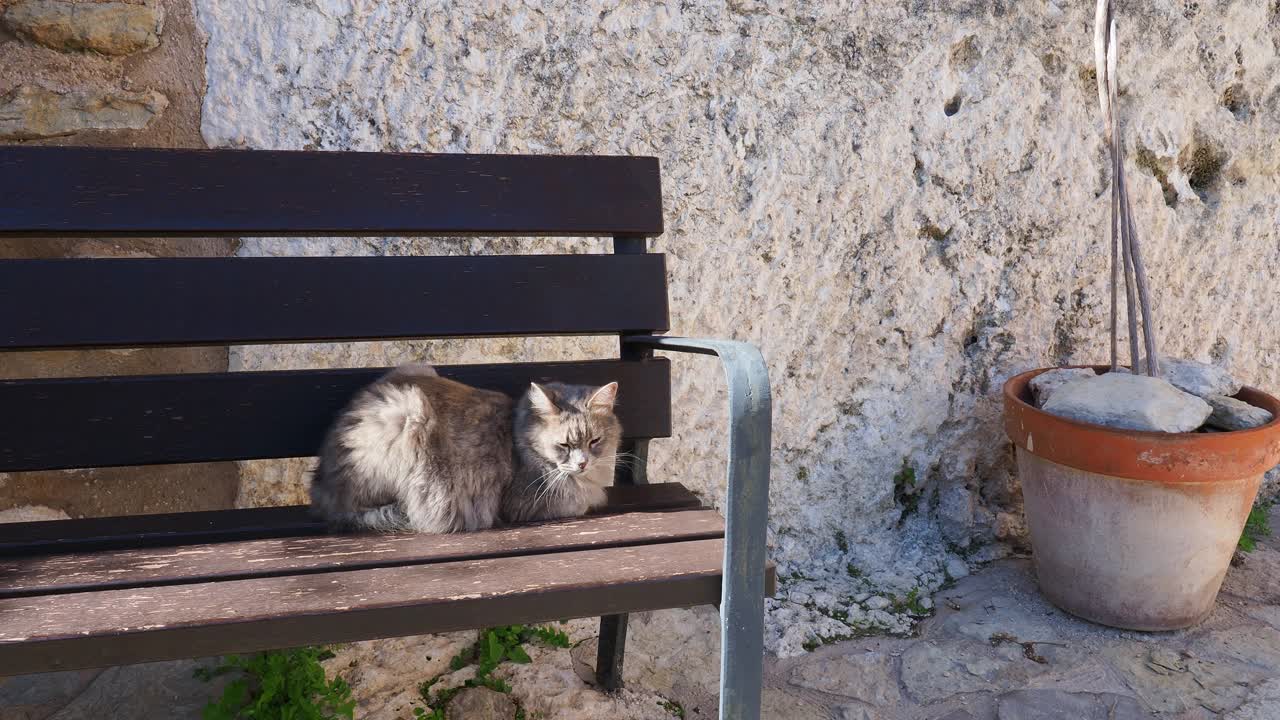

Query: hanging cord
left=1095, top=0, right=1160, bottom=377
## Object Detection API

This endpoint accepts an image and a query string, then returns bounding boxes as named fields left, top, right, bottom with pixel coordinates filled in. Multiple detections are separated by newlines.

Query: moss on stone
left=1134, top=145, right=1178, bottom=207
left=1181, top=142, right=1226, bottom=194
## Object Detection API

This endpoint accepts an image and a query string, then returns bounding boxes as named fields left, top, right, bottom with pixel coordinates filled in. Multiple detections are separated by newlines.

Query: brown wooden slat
left=0, top=146, right=664, bottom=238
left=0, top=510, right=726, bottom=599
left=0, top=539, right=738, bottom=675
left=0, top=255, right=669, bottom=351
left=0, top=359, right=672, bottom=472
left=0, top=482, right=703, bottom=556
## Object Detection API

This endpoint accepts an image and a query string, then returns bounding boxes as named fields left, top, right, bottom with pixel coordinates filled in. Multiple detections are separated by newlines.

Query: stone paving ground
left=762, top=506, right=1280, bottom=720
left=2, top=506, right=1276, bottom=719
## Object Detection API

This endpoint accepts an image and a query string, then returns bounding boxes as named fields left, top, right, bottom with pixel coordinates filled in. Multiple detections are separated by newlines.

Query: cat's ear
left=588, top=382, right=619, bottom=412
left=528, top=383, right=560, bottom=416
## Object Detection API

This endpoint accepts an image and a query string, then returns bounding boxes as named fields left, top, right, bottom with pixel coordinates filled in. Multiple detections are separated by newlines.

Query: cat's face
left=522, top=381, right=622, bottom=481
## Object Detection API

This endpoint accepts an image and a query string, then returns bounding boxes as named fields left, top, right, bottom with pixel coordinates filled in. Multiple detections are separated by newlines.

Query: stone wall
left=1, top=0, right=205, bottom=144
left=0, top=0, right=238, bottom=518
left=198, top=0, right=1280, bottom=653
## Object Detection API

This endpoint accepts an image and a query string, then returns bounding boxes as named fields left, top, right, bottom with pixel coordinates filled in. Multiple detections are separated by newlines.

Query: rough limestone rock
left=0, top=84, right=167, bottom=140
left=1221, top=535, right=1280, bottom=605
left=318, top=622, right=686, bottom=720
left=1263, top=465, right=1280, bottom=504
left=2, top=0, right=164, bottom=56
left=838, top=705, right=888, bottom=720
left=899, top=640, right=1030, bottom=703
left=1105, top=642, right=1260, bottom=715
left=0, top=659, right=233, bottom=720
left=0, top=504, right=70, bottom=523
left=1191, top=626, right=1280, bottom=677
left=995, top=689, right=1150, bottom=720
left=1205, top=394, right=1274, bottom=431
left=322, top=632, right=476, bottom=719
left=445, top=687, right=517, bottom=720
left=789, top=651, right=900, bottom=705
left=196, top=0, right=1280, bottom=656
left=1226, top=678, right=1280, bottom=720
left=1028, top=367, right=1097, bottom=407
left=1042, top=373, right=1212, bottom=433
left=760, top=688, right=830, bottom=720
left=865, top=596, right=891, bottom=611
left=0, top=667, right=102, bottom=718
left=1152, top=357, right=1243, bottom=399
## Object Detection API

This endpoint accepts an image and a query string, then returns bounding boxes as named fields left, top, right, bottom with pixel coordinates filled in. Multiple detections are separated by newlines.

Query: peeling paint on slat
left=0, top=539, right=730, bottom=653
left=0, top=509, right=723, bottom=598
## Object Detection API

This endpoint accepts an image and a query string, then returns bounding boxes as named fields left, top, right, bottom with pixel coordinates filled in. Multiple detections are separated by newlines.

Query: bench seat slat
left=0, top=255, right=669, bottom=351
left=0, top=538, right=753, bottom=675
left=0, top=482, right=703, bottom=556
left=0, top=510, right=725, bottom=599
left=0, top=147, right=664, bottom=238
left=0, top=359, right=672, bottom=472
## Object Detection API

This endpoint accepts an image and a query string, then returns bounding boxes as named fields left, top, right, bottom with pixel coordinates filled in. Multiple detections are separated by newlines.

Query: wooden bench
left=0, top=147, right=773, bottom=718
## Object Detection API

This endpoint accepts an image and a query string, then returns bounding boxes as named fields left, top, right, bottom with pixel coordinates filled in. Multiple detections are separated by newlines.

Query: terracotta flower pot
left=1003, top=366, right=1280, bottom=630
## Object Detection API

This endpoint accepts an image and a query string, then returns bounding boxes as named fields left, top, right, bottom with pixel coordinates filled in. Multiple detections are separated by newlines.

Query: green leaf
left=1240, top=505, right=1274, bottom=553
left=486, top=632, right=504, bottom=664
left=477, top=675, right=511, bottom=694
left=533, top=626, right=571, bottom=649
left=198, top=647, right=353, bottom=720
left=506, top=644, right=531, bottom=664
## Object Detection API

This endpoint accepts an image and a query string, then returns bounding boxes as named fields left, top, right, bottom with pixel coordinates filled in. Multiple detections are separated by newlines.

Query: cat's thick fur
left=310, top=363, right=621, bottom=533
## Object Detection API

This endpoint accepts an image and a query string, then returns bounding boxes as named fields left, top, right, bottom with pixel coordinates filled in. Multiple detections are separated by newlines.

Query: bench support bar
left=595, top=613, right=628, bottom=691
left=624, top=336, right=771, bottom=720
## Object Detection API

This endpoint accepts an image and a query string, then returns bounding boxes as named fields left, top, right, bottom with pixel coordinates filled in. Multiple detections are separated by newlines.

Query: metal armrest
left=623, top=335, right=771, bottom=720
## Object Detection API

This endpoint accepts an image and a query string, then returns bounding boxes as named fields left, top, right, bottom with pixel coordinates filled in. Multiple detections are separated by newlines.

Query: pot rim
left=1004, top=365, right=1280, bottom=483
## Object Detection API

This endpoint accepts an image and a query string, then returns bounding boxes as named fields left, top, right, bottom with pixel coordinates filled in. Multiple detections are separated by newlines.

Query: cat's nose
left=576, top=460, right=588, bottom=471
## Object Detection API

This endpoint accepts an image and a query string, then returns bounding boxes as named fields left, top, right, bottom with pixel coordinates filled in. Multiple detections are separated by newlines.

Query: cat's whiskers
left=532, top=465, right=560, bottom=484
left=530, top=466, right=567, bottom=509
left=520, top=464, right=557, bottom=508
left=535, top=466, right=565, bottom=499
left=602, top=452, right=647, bottom=471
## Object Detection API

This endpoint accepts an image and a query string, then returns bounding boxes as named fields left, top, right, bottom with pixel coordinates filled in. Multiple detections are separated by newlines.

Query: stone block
left=0, top=84, right=167, bottom=140
left=2, top=0, right=163, bottom=56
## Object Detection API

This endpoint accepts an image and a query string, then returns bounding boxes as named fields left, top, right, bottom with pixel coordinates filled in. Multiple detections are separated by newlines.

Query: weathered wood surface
left=0, top=255, right=669, bottom=351
left=0, top=539, right=734, bottom=675
left=0, top=359, right=672, bottom=472
left=0, top=147, right=664, bottom=238
left=0, top=482, right=704, bottom=555
left=0, top=510, right=725, bottom=598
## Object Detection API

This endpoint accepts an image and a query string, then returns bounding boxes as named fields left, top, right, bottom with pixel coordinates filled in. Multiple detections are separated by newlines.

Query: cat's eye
left=557, top=442, right=570, bottom=449
left=590, top=437, right=602, bottom=446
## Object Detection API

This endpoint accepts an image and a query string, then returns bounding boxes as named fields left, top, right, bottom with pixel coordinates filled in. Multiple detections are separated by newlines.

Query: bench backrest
left=0, top=147, right=670, bottom=476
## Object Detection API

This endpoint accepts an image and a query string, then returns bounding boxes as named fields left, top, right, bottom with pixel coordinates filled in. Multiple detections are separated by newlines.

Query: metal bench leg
left=596, top=613, right=628, bottom=690
left=623, top=337, right=772, bottom=720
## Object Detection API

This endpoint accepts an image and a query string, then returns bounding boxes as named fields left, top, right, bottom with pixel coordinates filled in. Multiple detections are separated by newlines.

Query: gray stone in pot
left=1041, top=372, right=1212, bottom=433
left=1205, top=394, right=1274, bottom=431
left=1144, top=357, right=1242, bottom=399
left=1028, top=367, right=1097, bottom=407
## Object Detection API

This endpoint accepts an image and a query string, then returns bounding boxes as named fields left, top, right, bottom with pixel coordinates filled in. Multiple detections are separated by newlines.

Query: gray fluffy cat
left=310, top=363, right=622, bottom=533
